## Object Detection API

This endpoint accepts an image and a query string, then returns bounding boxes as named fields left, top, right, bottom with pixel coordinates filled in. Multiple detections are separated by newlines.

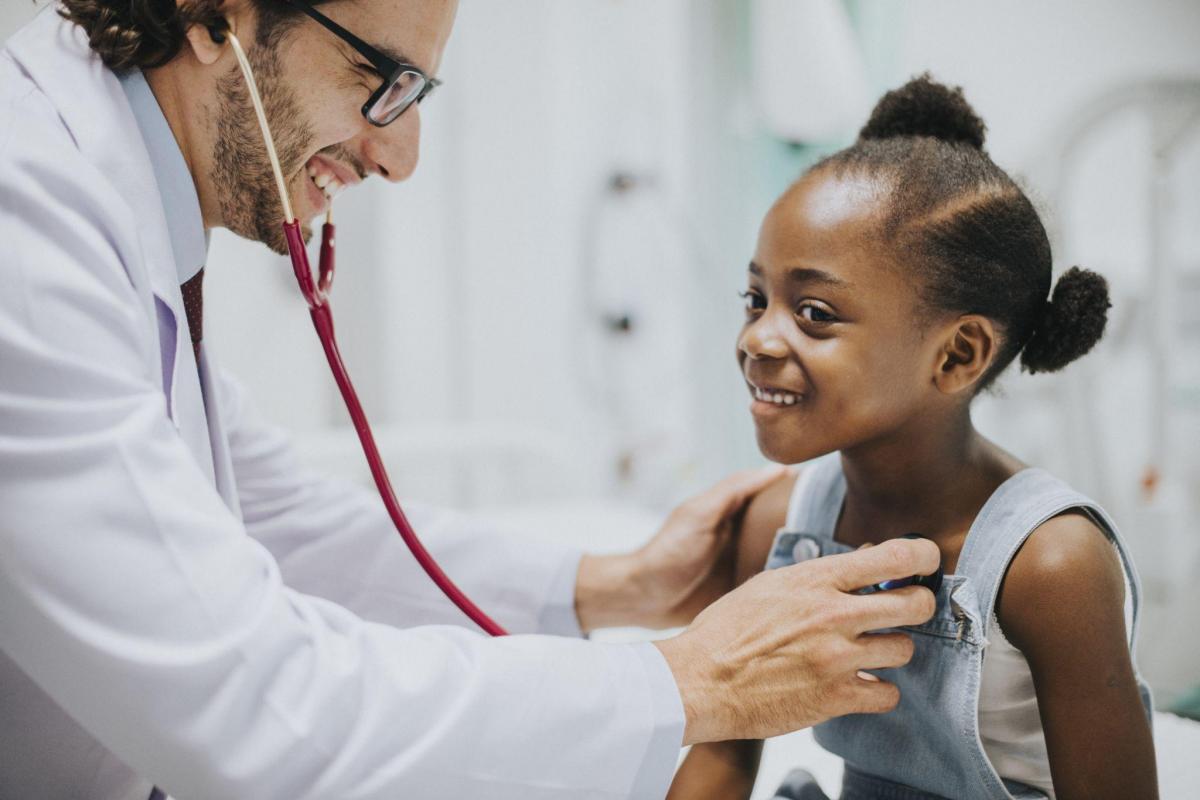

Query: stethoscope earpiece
left=206, top=15, right=230, bottom=46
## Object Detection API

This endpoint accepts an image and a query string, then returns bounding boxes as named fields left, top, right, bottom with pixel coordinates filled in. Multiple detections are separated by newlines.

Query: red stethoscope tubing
left=222, top=27, right=504, bottom=636
left=283, top=218, right=508, bottom=637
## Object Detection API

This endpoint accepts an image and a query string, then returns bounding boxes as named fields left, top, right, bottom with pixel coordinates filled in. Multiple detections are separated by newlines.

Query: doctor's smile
left=1, top=0, right=1189, bottom=797
left=303, top=151, right=363, bottom=208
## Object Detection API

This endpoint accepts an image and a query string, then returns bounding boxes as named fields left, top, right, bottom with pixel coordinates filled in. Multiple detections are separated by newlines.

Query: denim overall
left=766, top=454, right=1153, bottom=800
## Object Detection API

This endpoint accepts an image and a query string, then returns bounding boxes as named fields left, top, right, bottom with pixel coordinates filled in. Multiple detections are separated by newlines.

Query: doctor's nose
left=363, top=104, right=422, bottom=183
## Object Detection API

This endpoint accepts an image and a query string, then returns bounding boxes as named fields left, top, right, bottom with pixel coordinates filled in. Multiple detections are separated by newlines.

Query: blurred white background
left=5, top=1, right=1199, bottom=795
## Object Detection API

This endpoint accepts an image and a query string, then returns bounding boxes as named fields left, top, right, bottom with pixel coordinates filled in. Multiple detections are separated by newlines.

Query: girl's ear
left=932, top=315, right=997, bottom=396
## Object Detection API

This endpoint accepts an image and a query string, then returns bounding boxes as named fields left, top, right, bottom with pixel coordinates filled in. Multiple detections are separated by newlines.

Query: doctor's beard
left=212, top=40, right=314, bottom=254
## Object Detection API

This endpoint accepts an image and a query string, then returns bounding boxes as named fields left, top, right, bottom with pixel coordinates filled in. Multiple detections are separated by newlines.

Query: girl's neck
left=835, top=412, right=1023, bottom=568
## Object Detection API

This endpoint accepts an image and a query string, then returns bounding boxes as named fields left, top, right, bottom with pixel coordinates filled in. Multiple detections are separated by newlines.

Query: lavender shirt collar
left=118, top=68, right=209, bottom=283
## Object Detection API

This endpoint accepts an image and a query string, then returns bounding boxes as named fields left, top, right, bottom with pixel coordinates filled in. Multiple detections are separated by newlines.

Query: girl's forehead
left=757, top=171, right=893, bottom=276
left=787, top=171, right=887, bottom=231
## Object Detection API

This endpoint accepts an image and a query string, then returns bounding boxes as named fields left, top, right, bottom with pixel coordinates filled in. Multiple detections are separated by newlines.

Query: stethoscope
left=225, top=30, right=507, bottom=636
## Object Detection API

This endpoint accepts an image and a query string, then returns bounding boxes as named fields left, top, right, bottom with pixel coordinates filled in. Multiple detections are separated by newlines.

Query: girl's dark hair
left=812, top=73, right=1110, bottom=388
left=57, top=0, right=329, bottom=72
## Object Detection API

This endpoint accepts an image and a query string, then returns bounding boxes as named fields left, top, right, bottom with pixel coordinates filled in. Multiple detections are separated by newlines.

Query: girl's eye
left=739, top=290, right=766, bottom=313
left=797, top=302, right=837, bottom=324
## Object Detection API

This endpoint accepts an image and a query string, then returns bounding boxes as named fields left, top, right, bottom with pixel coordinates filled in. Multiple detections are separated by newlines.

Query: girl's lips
left=752, top=386, right=802, bottom=404
left=746, top=380, right=807, bottom=403
left=750, top=397, right=806, bottom=416
left=745, top=380, right=808, bottom=417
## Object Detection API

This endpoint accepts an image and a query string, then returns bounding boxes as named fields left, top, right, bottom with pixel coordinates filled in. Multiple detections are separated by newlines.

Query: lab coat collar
left=6, top=8, right=239, bottom=515
left=5, top=9, right=184, bottom=308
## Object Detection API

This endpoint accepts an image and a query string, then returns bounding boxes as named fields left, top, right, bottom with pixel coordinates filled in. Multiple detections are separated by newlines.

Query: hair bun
left=859, top=73, right=987, bottom=151
left=1019, top=267, right=1111, bottom=374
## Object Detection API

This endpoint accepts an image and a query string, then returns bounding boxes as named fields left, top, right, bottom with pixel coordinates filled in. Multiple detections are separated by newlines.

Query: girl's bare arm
left=998, top=511, right=1158, bottom=800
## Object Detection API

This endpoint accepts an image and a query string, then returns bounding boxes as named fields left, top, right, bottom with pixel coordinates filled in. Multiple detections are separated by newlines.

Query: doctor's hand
left=654, top=537, right=940, bottom=745
left=574, top=465, right=790, bottom=632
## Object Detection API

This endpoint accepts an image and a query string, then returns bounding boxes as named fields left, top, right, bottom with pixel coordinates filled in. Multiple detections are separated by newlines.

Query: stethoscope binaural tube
left=225, top=30, right=508, bottom=637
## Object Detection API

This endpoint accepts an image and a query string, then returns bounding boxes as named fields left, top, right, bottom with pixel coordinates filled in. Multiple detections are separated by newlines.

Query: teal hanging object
left=749, top=0, right=870, bottom=143
left=744, top=0, right=889, bottom=202
left=1172, top=684, right=1200, bottom=721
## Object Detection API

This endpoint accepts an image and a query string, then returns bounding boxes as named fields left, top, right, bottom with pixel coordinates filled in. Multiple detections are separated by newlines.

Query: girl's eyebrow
left=748, top=261, right=853, bottom=289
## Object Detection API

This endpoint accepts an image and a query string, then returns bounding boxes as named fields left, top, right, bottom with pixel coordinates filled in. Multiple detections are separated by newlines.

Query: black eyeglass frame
left=279, top=0, right=442, bottom=127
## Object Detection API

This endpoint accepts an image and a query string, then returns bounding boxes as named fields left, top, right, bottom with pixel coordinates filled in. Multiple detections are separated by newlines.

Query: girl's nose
left=739, top=310, right=791, bottom=361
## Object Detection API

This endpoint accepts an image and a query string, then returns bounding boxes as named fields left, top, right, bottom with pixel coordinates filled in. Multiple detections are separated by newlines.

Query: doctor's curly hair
left=57, top=0, right=333, bottom=71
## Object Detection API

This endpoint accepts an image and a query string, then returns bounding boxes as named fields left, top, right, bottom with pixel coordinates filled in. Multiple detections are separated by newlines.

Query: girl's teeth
left=754, top=387, right=802, bottom=405
left=314, top=173, right=332, bottom=189
left=325, top=178, right=343, bottom=196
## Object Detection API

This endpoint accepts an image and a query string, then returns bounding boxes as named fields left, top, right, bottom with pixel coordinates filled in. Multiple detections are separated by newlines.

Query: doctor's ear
left=183, top=13, right=230, bottom=64
left=931, top=315, right=997, bottom=396
left=182, top=0, right=244, bottom=65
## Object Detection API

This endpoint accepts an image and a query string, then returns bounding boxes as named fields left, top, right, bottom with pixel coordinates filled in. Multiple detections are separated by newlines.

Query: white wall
left=0, top=2, right=37, bottom=41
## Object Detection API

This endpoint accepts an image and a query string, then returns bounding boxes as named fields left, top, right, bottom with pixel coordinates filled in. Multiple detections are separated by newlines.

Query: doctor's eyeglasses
left=280, top=0, right=442, bottom=127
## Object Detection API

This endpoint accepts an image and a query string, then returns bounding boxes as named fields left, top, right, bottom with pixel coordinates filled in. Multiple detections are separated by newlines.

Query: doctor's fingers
left=821, top=537, right=941, bottom=593
left=846, top=586, right=937, bottom=634
left=853, top=632, right=916, bottom=671
left=835, top=672, right=903, bottom=716
left=678, top=464, right=791, bottom=522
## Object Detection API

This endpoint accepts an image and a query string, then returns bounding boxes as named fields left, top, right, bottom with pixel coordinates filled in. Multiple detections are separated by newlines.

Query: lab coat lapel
left=198, top=351, right=242, bottom=518
left=8, top=9, right=220, bottom=492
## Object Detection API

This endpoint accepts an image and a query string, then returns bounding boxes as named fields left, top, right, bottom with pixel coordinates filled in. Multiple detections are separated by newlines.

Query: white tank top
left=978, top=614, right=1056, bottom=797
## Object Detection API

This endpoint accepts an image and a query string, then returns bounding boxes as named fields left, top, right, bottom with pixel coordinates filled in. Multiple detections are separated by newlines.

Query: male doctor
left=0, top=1, right=939, bottom=798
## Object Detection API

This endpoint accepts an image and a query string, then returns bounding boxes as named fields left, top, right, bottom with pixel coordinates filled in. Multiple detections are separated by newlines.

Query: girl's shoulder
left=996, top=507, right=1127, bottom=655
left=961, top=461, right=1131, bottom=645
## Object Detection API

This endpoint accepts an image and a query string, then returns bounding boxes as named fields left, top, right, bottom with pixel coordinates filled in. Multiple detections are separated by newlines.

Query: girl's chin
left=755, top=430, right=832, bottom=467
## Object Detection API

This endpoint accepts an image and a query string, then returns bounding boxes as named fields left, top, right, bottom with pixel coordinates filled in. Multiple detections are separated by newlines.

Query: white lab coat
left=0, top=9, right=683, bottom=800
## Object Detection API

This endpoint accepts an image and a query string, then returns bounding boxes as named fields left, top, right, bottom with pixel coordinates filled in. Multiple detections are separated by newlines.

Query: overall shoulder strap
left=784, top=453, right=846, bottom=540
left=955, top=469, right=1143, bottom=647
left=765, top=454, right=850, bottom=571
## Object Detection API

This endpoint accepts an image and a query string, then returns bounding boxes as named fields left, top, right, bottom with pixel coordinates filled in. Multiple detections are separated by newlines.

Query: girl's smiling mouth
left=746, top=381, right=807, bottom=412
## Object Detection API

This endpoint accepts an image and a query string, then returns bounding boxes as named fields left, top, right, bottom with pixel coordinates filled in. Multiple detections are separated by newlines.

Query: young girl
left=667, top=76, right=1157, bottom=800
